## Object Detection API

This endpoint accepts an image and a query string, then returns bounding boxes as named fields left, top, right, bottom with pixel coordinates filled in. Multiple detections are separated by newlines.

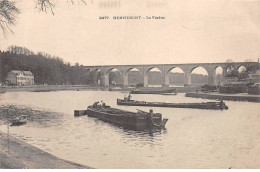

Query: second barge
left=117, top=97, right=228, bottom=110
left=74, top=102, right=168, bottom=130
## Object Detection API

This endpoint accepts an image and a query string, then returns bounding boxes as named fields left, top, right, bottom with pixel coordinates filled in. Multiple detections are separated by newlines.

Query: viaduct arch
left=85, top=62, right=259, bottom=87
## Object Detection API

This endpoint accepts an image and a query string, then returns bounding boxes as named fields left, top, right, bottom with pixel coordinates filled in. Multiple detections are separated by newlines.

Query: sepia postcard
left=0, top=0, right=260, bottom=169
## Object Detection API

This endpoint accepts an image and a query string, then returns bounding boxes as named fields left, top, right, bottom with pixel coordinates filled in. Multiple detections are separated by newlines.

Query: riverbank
left=0, top=131, right=92, bottom=169
left=0, top=85, right=103, bottom=93
left=0, top=85, right=202, bottom=94
left=186, top=92, right=260, bottom=102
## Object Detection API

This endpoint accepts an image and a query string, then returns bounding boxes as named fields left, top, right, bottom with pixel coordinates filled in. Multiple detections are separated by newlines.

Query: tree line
left=1, top=46, right=258, bottom=86
left=0, top=46, right=95, bottom=85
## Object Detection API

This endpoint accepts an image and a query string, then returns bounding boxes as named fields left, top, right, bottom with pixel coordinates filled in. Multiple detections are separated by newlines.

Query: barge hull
left=86, top=107, right=164, bottom=130
left=117, top=99, right=228, bottom=110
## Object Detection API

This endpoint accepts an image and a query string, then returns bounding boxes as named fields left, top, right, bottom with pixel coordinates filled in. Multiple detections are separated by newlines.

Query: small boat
left=10, top=115, right=27, bottom=126
left=74, top=110, right=88, bottom=116
left=130, top=88, right=177, bottom=95
left=117, top=97, right=228, bottom=110
left=74, top=102, right=168, bottom=130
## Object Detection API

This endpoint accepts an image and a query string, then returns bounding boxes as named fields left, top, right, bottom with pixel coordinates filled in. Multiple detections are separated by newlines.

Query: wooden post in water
left=149, top=109, right=153, bottom=118
left=149, top=109, right=153, bottom=126
left=7, top=110, right=10, bottom=154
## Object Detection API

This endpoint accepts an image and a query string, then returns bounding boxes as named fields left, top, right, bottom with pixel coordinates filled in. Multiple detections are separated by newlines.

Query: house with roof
left=5, top=70, right=34, bottom=86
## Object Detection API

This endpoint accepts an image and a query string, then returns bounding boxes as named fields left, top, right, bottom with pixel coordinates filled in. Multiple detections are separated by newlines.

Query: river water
left=0, top=90, right=260, bottom=169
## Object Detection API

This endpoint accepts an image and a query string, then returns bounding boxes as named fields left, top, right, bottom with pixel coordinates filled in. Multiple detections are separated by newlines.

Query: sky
left=0, top=0, right=260, bottom=66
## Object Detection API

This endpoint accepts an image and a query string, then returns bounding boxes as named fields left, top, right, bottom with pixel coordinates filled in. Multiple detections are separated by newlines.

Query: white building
left=6, top=70, right=34, bottom=86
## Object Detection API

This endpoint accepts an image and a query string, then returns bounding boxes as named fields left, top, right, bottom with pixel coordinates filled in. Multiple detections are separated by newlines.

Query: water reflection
left=122, top=127, right=165, bottom=137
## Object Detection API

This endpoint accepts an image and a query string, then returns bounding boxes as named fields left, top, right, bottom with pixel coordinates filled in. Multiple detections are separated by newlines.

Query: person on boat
left=137, top=109, right=144, bottom=114
left=220, top=99, right=223, bottom=105
left=93, top=101, right=99, bottom=108
left=127, top=93, right=132, bottom=101
left=147, top=110, right=160, bottom=128
left=101, top=100, right=106, bottom=107
left=220, top=99, right=224, bottom=109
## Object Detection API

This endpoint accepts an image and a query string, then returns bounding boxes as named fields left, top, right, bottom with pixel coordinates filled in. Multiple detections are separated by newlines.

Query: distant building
left=6, top=70, right=34, bottom=86
left=222, top=76, right=238, bottom=85
left=249, top=70, right=260, bottom=83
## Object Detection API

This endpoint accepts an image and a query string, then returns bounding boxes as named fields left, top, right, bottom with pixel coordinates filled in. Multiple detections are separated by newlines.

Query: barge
left=130, top=88, right=177, bottom=95
left=117, top=97, right=228, bottom=110
left=74, top=102, right=168, bottom=130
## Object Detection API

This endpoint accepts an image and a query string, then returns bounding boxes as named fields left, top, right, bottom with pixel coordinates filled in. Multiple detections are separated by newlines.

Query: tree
left=0, top=0, right=20, bottom=36
left=36, top=0, right=56, bottom=15
left=0, top=0, right=89, bottom=36
left=7, top=45, right=34, bottom=55
left=36, top=0, right=90, bottom=14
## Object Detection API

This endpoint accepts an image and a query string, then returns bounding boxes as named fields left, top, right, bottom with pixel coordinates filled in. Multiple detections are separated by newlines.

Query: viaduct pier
left=85, top=62, right=259, bottom=87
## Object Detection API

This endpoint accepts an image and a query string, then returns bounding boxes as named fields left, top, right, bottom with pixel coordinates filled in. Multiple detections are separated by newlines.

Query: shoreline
left=2, top=85, right=259, bottom=103
left=0, top=131, right=92, bottom=169
left=186, top=92, right=260, bottom=102
left=0, top=85, right=201, bottom=93
left=0, top=85, right=103, bottom=93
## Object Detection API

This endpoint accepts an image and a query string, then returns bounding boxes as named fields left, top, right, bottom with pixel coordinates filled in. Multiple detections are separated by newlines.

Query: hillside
left=0, top=50, right=91, bottom=85
left=1, top=46, right=209, bottom=86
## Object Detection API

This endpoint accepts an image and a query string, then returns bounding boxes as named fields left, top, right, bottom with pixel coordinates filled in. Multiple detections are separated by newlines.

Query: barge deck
left=117, top=98, right=228, bottom=110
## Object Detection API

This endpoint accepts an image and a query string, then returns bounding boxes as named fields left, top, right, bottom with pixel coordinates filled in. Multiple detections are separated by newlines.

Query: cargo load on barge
left=74, top=102, right=168, bottom=130
left=130, top=88, right=177, bottom=95
left=117, top=95, right=228, bottom=110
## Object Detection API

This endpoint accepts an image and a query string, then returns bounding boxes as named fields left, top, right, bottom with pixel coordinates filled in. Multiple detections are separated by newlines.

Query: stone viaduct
left=85, top=62, right=259, bottom=87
